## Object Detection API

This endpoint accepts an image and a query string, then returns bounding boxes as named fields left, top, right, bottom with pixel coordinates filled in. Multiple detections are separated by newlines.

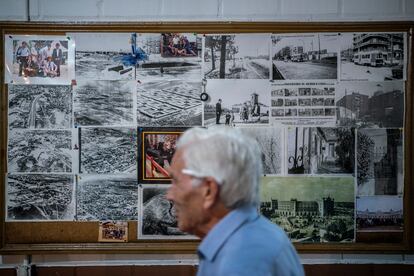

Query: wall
left=0, top=0, right=414, bottom=272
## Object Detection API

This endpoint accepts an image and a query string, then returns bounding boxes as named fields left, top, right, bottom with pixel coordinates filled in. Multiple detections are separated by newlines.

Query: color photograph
left=5, top=34, right=75, bottom=84
left=260, top=176, right=355, bottom=243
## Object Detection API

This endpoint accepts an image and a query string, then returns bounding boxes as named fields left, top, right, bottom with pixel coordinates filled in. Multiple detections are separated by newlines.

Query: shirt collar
left=198, top=205, right=259, bottom=262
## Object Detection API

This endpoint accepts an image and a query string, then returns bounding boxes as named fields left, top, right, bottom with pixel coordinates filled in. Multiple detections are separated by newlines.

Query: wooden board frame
left=0, top=21, right=412, bottom=254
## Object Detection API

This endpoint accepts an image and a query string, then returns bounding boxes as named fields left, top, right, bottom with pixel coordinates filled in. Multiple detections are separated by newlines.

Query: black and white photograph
left=336, top=81, right=404, bottom=128
left=135, top=33, right=202, bottom=80
left=6, top=173, right=75, bottom=221
left=139, top=185, right=193, bottom=239
left=138, top=128, right=185, bottom=183
left=356, top=195, right=403, bottom=232
left=73, top=80, right=136, bottom=126
left=357, top=128, right=403, bottom=196
left=8, top=84, right=72, bottom=129
left=71, top=32, right=137, bottom=80
left=204, top=34, right=270, bottom=79
left=8, top=129, right=73, bottom=173
left=239, top=127, right=284, bottom=175
left=79, top=127, right=137, bottom=174
left=271, top=33, right=338, bottom=81
left=340, top=33, right=406, bottom=81
left=271, top=82, right=337, bottom=126
left=261, top=176, right=355, bottom=243
left=287, top=127, right=355, bottom=174
left=5, top=34, right=75, bottom=85
left=76, top=174, right=138, bottom=221
left=203, top=79, right=270, bottom=126
left=137, top=79, right=202, bottom=126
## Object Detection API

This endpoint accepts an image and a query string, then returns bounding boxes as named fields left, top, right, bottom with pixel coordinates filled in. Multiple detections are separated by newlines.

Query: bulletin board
left=0, top=22, right=413, bottom=254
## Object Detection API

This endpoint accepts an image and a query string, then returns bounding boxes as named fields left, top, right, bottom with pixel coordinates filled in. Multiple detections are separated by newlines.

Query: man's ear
left=202, top=177, right=220, bottom=210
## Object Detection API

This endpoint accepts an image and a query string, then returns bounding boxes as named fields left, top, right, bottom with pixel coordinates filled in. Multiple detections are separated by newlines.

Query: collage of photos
left=3, top=31, right=408, bottom=243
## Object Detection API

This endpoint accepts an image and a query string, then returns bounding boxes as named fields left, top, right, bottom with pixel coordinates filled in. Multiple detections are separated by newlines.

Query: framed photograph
left=138, top=127, right=187, bottom=183
left=138, top=184, right=195, bottom=239
left=98, top=221, right=128, bottom=242
left=5, top=34, right=75, bottom=85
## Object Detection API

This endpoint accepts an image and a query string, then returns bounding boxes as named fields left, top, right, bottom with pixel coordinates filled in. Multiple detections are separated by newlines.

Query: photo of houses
left=336, top=81, right=404, bottom=128
left=260, top=176, right=355, bottom=242
left=287, top=127, right=355, bottom=175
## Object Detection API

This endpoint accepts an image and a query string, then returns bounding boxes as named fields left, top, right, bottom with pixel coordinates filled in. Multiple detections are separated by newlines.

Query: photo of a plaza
left=260, top=176, right=355, bottom=243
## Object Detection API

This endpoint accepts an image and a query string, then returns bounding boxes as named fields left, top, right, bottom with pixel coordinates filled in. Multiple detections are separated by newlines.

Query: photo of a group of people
left=3, top=31, right=408, bottom=244
left=5, top=35, right=75, bottom=84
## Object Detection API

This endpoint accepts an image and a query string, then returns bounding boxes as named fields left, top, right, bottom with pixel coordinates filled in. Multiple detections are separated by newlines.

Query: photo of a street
left=340, top=33, right=405, bottom=81
left=272, top=34, right=338, bottom=80
left=204, top=34, right=270, bottom=79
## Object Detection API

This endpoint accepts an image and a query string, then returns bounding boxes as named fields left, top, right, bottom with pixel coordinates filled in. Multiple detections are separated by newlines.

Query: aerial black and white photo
left=71, top=32, right=136, bottom=80
left=336, top=81, right=404, bottom=128
left=271, top=82, right=337, bottom=126
left=239, top=127, right=283, bottom=175
left=8, top=129, right=72, bottom=173
left=261, top=176, right=355, bottom=242
left=340, top=33, right=406, bottom=81
left=5, top=34, right=75, bottom=85
left=356, top=195, right=403, bottom=232
left=357, top=128, right=403, bottom=196
left=137, top=79, right=202, bottom=126
left=135, top=33, right=202, bottom=80
left=139, top=185, right=192, bottom=239
left=204, top=34, right=270, bottom=79
left=7, top=173, right=75, bottom=221
left=8, top=84, right=72, bottom=129
left=204, top=79, right=270, bottom=126
left=74, top=80, right=136, bottom=126
left=80, top=127, right=137, bottom=174
left=77, top=174, right=138, bottom=221
left=272, top=33, right=338, bottom=81
left=287, top=127, right=355, bottom=174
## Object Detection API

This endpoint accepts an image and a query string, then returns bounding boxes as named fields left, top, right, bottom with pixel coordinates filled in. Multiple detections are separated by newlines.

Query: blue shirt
left=197, top=206, right=304, bottom=276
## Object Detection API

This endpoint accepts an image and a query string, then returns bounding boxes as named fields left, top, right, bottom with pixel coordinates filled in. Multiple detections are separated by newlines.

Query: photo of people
left=161, top=33, right=199, bottom=57
left=138, top=128, right=185, bottom=183
left=203, top=79, right=270, bottom=126
left=5, top=35, right=75, bottom=84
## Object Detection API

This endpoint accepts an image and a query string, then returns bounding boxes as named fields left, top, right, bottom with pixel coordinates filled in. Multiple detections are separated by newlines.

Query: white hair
left=177, top=126, right=262, bottom=209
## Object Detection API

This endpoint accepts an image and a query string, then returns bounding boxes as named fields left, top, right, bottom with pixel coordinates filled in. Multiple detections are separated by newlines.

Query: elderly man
left=166, top=127, right=304, bottom=276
